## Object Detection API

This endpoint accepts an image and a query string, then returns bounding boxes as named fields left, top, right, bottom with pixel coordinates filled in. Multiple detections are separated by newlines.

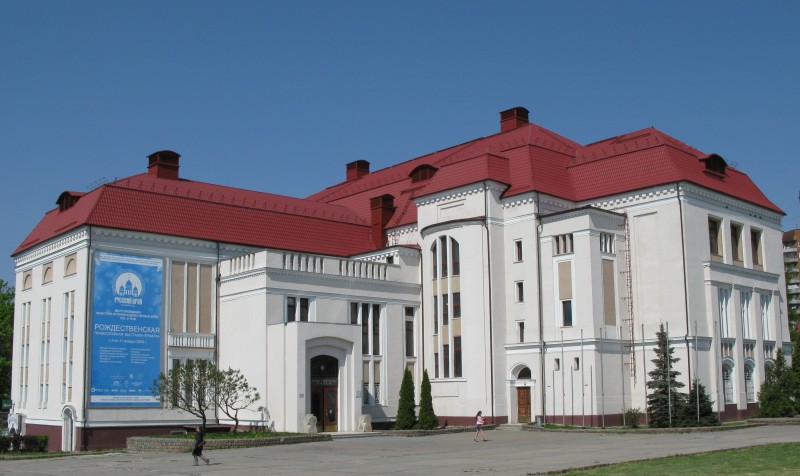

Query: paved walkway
left=2, top=425, right=800, bottom=476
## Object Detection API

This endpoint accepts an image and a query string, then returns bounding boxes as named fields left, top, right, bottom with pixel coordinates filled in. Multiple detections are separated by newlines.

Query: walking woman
left=192, top=425, right=210, bottom=466
left=474, top=411, right=488, bottom=442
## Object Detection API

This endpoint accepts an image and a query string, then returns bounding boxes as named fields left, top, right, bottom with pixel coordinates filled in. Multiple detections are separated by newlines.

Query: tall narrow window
left=61, top=291, right=75, bottom=403
left=372, top=304, right=380, bottom=356
left=518, top=321, right=525, bottom=343
left=731, top=223, right=743, bottom=265
left=440, top=236, right=449, bottom=277
left=718, top=288, right=731, bottom=338
left=740, top=291, right=752, bottom=339
left=453, top=292, right=461, bottom=318
left=558, top=261, right=573, bottom=327
left=39, top=297, right=51, bottom=408
left=745, top=366, right=755, bottom=403
left=708, top=218, right=722, bottom=260
left=751, top=229, right=763, bottom=269
left=350, top=302, right=359, bottom=325
left=554, top=358, right=561, bottom=371
left=405, top=314, right=415, bottom=357
left=442, top=294, right=449, bottom=325
left=286, top=297, right=296, bottom=322
left=514, top=239, right=523, bottom=262
left=433, top=296, right=439, bottom=334
left=516, top=281, right=525, bottom=303
left=451, top=238, right=460, bottom=276
left=453, top=337, right=462, bottom=378
left=760, top=294, right=772, bottom=341
left=443, top=344, right=450, bottom=378
left=554, top=234, right=574, bottom=255
left=431, top=244, right=437, bottom=278
left=602, top=259, right=616, bottom=325
left=20, top=302, right=32, bottom=407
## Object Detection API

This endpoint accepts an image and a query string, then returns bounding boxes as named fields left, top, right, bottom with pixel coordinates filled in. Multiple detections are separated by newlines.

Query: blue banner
left=90, top=252, right=163, bottom=407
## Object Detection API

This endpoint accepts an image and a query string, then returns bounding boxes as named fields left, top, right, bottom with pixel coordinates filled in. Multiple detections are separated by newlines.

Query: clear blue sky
left=2, top=1, right=799, bottom=284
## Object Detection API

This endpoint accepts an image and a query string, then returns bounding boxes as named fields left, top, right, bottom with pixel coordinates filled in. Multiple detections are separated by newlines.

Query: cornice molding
left=14, top=229, right=89, bottom=269
left=707, top=260, right=781, bottom=283
left=415, top=183, right=504, bottom=208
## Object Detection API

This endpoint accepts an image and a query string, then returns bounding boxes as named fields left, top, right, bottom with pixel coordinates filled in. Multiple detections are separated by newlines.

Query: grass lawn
left=561, top=443, right=800, bottom=475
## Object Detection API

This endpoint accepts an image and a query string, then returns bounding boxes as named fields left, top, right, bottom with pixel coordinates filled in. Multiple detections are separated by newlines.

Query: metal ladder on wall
left=620, top=213, right=637, bottom=385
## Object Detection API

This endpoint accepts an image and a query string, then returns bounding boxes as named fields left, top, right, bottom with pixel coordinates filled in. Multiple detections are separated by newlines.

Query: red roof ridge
left=107, top=174, right=368, bottom=225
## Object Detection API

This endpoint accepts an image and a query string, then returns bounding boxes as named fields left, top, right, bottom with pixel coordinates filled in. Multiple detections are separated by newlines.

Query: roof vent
left=500, top=106, right=530, bottom=132
left=56, top=191, right=85, bottom=212
left=147, top=150, right=181, bottom=180
left=700, top=153, right=727, bottom=177
left=346, top=160, right=370, bottom=181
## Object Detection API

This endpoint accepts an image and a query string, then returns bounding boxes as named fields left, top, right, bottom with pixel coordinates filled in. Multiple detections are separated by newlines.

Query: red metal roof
left=14, top=174, right=373, bottom=256
left=15, top=116, right=783, bottom=257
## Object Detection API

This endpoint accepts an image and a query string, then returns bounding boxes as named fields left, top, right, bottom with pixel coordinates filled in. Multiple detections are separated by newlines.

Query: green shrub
left=416, top=370, right=438, bottom=429
left=624, top=408, right=643, bottom=428
left=395, top=368, right=416, bottom=429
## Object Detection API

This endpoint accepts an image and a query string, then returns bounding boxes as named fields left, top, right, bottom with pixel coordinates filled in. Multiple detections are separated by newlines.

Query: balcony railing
left=168, top=333, right=215, bottom=349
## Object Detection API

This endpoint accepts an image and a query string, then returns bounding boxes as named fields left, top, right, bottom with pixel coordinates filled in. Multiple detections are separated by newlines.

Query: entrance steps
left=495, top=423, right=527, bottom=431
left=328, top=431, right=386, bottom=440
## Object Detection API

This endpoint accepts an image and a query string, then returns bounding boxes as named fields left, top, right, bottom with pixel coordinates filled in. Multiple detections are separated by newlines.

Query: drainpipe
left=535, top=192, right=546, bottom=424
left=81, top=226, right=92, bottom=451
left=677, top=183, right=692, bottom=384
left=215, top=242, right=222, bottom=425
left=482, top=182, right=496, bottom=422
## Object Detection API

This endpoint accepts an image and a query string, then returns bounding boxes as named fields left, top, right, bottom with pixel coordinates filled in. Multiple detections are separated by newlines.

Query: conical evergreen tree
left=646, top=324, right=686, bottom=427
left=417, top=369, right=439, bottom=429
left=395, top=368, right=416, bottom=429
left=680, top=379, right=718, bottom=426
left=757, top=349, right=797, bottom=417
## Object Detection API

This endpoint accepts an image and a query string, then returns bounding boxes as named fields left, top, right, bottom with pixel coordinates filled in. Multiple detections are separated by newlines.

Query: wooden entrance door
left=517, top=387, right=531, bottom=423
left=310, top=355, right=339, bottom=432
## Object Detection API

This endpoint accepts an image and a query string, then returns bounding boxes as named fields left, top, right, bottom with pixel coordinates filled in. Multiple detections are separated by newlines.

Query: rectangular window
left=451, top=239, right=460, bottom=276
left=453, top=337, right=462, bottom=378
left=433, top=296, right=439, bottom=334
left=39, top=297, right=51, bottom=408
left=514, top=239, right=523, bottom=262
left=562, top=301, right=573, bottom=327
left=443, top=344, right=450, bottom=378
left=434, top=352, right=439, bottom=378
left=708, top=218, right=722, bottom=260
left=574, top=357, right=580, bottom=371
left=554, top=234, right=574, bottom=255
left=372, top=304, right=380, bottom=355
left=361, top=307, right=369, bottom=354
left=350, top=302, right=359, bottom=325
left=453, top=292, right=461, bottom=318
left=20, top=302, right=32, bottom=407
left=299, top=298, right=309, bottom=322
left=442, top=294, right=449, bottom=325
left=405, top=320, right=415, bottom=357
left=440, top=236, right=449, bottom=277
left=558, top=260, right=573, bottom=327
left=516, top=281, right=524, bottom=303
left=554, top=358, right=560, bottom=371
left=751, top=229, right=763, bottom=269
left=731, top=223, right=743, bottom=264
left=286, top=297, right=296, bottom=322
left=518, top=321, right=525, bottom=343
left=602, top=259, right=616, bottom=325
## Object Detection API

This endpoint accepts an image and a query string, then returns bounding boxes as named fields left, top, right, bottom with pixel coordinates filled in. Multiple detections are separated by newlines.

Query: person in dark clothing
left=192, top=425, right=210, bottom=465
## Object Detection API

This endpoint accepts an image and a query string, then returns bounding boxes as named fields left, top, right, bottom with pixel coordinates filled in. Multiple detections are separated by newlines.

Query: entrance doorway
left=517, top=387, right=531, bottom=423
left=310, top=355, right=338, bottom=432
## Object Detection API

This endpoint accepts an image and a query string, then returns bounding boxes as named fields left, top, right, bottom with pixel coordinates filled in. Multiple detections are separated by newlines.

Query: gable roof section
left=14, top=174, right=373, bottom=256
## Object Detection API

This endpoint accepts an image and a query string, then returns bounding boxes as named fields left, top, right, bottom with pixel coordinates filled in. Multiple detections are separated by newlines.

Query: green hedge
left=0, top=435, right=48, bottom=453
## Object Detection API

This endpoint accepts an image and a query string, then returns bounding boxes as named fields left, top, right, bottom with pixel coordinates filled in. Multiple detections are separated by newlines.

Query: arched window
left=722, top=365, right=735, bottom=404
left=517, top=366, right=532, bottom=380
left=744, top=365, right=755, bottom=403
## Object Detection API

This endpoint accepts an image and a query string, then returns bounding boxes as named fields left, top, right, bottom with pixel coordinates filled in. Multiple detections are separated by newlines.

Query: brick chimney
left=370, top=194, right=395, bottom=249
left=147, top=150, right=181, bottom=180
left=346, top=160, right=370, bottom=181
left=500, top=107, right=530, bottom=132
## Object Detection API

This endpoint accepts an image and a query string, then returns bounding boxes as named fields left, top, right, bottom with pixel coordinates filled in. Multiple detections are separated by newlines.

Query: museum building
left=9, top=107, right=790, bottom=451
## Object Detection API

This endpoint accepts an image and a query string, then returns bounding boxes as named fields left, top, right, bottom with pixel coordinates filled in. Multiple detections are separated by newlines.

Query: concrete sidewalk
left=2, top=425, right=799, bottom=476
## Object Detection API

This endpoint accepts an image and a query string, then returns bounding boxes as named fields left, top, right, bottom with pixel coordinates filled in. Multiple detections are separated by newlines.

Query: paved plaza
left=2, top=425, right=800, bottom=476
